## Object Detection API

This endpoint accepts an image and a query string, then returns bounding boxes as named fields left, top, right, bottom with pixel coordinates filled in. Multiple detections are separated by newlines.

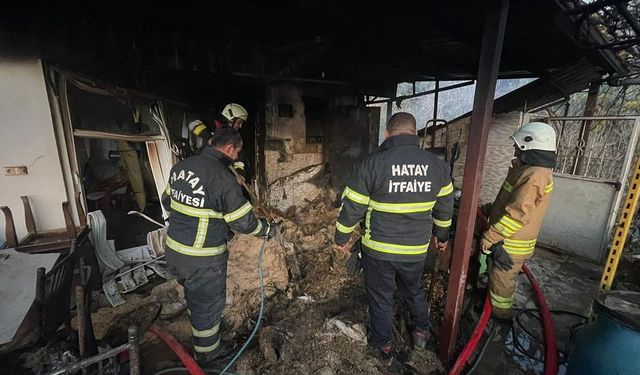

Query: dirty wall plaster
left=0, top=59, right=69, bottom=239
left=264, top=84, right=372, bottom=212
left=264, top=84, right=324, bottom=183
left=422, top=111, right=522, bottom=204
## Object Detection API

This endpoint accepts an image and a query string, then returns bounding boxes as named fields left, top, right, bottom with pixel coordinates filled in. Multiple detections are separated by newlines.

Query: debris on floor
left=266, top=163, right=330, bottom=214
left=325, top=318, right=367, bottom=344
left=225, top=234, right=290, bottom=331
left=221, top=184, right=446, bottom=375
left=3, top=176, right=449, bottom=375
left=101, top=228, right=168, bottom=307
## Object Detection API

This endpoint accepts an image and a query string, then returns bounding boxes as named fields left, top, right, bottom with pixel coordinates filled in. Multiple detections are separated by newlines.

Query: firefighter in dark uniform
left=334, top=112, right=454, bottom=359
left=188, top=103, right=250, bottom=178
left=163, top=128, right=273, bottom=364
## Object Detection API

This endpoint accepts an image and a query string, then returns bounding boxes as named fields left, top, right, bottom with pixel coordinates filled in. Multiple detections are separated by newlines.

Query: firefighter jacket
left=483, top=159, right=554, bottom=258
left=335, top=134, right=454, bottom=262
left=164, top=147, right=267, bottom=265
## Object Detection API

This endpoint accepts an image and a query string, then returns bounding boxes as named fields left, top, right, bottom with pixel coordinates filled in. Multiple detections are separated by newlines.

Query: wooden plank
left=20, top=196, right=37, bottom=236
left=1, top=206, right=18, bottom=248
left=62, top=202, right=76, bottom=240
left=75, top=192, right=87, bottom=227
left=74, top=130, right=165, bottom=142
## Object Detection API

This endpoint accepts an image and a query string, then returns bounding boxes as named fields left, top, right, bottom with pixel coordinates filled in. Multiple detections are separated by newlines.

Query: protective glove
left=262, top=219, right=277, bottom=240
left=346, top=240, right=363, bottom=276
left=478, top=252, right=488, bottom=275
left=483, top=242, right=514, bottom=272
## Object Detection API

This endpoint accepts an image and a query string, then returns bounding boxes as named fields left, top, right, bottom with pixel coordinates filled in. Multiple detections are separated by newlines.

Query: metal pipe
left=575, top=82, right=601, bottom=175
left=128, top=325, right=140, bottom=375
left=366, top=80, right=474, bottom=105
left=44, top=343, right=130, bottom=375
left=75, top=285, right=86, bottom=358
left=608, top=77, right=640, bottom=86
left=127, top=211, right=166, bottom=228
left=73, top=130, right=166, bottom=142
left=438, top=0, right=509, bottom=362
left=230, top=72, right=347, bottom=85
left=36, top=267, right=46, bottom=341
left=431, top=80, right=439, bottom=148
left=114, top=255, right=165, bottom=278
left=549, top=116, right=640, bottom=121
left=596, top=37, right=640, bottom=51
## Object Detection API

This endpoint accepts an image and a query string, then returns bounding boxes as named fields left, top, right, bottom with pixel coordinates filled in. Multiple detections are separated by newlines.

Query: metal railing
left=547, top=116, right=640, bottom=182
left=45, top=325, right=140, bottom=375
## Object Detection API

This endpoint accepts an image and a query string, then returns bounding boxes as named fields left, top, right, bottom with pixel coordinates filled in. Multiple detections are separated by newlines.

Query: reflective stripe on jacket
left=335, top=134, right=454, bottom=262
left=165, top=147, right=266, bottom=263
left=483, top=159, right=553, bottom=257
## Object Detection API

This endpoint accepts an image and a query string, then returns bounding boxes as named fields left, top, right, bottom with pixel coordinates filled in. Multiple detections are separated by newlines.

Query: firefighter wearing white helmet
left=221, top=103, right=249, bottom=129
left=511, top=121, right=557, bottom=152
left=188, top=103, right=249, bottom=145
left=187, top=103, right=250, bottom=177
left=480, top=122, right=557, bottom=324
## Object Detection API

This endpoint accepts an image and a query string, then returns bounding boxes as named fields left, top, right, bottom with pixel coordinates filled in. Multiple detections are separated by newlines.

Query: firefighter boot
left=412, top=328, right=429, bottom=349
left=195, top=342, right=235, bottom=367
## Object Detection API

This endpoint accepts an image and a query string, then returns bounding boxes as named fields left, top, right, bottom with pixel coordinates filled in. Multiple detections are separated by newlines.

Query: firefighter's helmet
left=221, top=103, right=249, bottom=122
left=511, top=122, right=557, bottom=152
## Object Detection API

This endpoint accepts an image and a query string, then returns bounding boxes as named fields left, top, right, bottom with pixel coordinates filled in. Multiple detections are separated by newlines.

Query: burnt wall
left=422, top=111, right=522, bottom=204
left=325, top=97, right=372, bottom=192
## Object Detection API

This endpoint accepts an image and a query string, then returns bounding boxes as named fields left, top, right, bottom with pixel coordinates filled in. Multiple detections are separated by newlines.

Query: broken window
left=67, top=82, right=161, bottom=136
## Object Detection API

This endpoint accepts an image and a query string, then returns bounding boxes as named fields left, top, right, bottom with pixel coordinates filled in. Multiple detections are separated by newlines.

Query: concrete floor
left=472, top=247, right=602, bottom=375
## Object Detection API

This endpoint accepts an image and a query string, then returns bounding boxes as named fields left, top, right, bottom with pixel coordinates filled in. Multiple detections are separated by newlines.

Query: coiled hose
left=449, top=211, right=559, bottom=375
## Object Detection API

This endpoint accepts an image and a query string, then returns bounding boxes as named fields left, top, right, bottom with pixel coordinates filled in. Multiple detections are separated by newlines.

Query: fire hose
left=148, top=324, right=206, bottom=375
left=448, top=212, right=559, bottom=375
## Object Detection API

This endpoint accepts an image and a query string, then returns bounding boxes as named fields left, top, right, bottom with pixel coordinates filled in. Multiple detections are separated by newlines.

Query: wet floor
left=471, top=248, right=601, bottom=375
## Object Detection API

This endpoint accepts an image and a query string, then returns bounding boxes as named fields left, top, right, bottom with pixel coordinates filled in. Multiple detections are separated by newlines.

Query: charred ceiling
left=1, top=0, right=636, bottom=99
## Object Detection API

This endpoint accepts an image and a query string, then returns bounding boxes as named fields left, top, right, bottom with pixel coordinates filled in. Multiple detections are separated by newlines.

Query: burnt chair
left=1, top=193, right=88, bottom=254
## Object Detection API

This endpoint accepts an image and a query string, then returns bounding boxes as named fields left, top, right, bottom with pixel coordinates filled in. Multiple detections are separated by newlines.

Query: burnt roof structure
left=1, top=0, right=637, bottom=101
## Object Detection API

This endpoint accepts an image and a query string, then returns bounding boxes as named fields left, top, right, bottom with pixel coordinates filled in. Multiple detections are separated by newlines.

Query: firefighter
left=334, top=112, right=454, bottom=359
left=481, top=122, right=557, bottom=321
left=164, top=128, right=274, bottom=365
left=188, top=103, right=250, bottom=176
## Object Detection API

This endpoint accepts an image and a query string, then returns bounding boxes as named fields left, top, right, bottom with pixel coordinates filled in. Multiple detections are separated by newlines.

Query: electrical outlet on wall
left=4, top=166, right=28, bottom=176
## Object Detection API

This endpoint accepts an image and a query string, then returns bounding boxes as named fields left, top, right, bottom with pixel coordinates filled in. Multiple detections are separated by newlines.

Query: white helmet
left=511, top=122, right=557, bottom=152
left=221, top=103, right=249, bottom=122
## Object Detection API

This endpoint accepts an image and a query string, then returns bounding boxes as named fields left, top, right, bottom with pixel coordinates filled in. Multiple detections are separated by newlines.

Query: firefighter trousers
left=362, top=252, right=428, bottom=349
left=168, top=251, right=229, bottom=356
left=488, top=253, right=531, bottom=319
